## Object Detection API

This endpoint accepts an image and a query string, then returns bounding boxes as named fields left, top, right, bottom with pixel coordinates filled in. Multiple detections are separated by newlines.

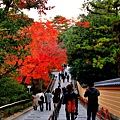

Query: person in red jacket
left=62, top=84, right=78, bottom=120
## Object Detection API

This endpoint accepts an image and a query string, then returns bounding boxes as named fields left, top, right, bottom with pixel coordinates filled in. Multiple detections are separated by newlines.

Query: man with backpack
left=84, top=82, right=100, bottom=120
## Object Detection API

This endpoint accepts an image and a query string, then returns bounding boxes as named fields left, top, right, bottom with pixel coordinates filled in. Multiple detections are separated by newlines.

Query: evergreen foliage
left=59, top=0, right=120, bottom=84
left=0, top=75, right=31, bottom=106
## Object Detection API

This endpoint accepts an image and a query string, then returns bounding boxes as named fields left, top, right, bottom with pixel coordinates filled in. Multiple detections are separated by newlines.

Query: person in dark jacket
left=67, top=74, right=70, bottom=82
left=62, top=86, right=66, bottom=95
left=52, top=87, right=61, bottom=108
left=63, top=84, right=78, bottom=120
left=58, top=72, right=61, bottom=80
left=84, top=82, right=100, bottom=120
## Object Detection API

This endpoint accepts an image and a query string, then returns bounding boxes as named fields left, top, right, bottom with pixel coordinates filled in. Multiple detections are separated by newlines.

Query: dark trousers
left=33, top=106, right=37, bottom=110
left=66, top=112, right=74, bottom=120
left=38, top=101, right=44, bottom=111
left=46, top=102, right=51, bottom=110
left=87, top=107, right=97, bottom=120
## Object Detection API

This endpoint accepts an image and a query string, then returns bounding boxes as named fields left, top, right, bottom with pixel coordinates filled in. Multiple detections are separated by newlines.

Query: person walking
left=67, top=74, right=70, bottom=82
left=70, top=82, right=73, bottom=90
left=62, top=84, right=78, bottom=120
left=62, top=86, right=66, bottom=95
left=61, top=70, right=65, bottom=82
left=58, top=72, right=61, bottom=80
left=62, top=75, right=65, bottom=82
left=44, top=89, right=52, bottom=110
left=58, top=79, right=61, bottom=87
left=32, top=91, right=38, bottom=110
left=36, top=89, right=45, bottom=111
left=52, top=87, right=61, bottom=108
left=84, top=82, right=100, bottom=120
left=65, top=71, right=67, bottom=78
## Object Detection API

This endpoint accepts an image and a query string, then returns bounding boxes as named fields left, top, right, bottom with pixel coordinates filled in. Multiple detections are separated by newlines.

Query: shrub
left=0, top=75, right=30, bottom=106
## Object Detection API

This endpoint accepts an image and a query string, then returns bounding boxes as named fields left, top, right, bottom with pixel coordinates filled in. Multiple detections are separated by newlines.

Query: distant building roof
left=94, top=78, right=120, bottom=87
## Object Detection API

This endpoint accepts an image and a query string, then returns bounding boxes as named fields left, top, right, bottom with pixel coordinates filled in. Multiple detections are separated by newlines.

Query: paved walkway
left=56, top=70, right=87, bottom=120
left=58, top=102, right=87, bottom=120
left=10, top=68, right=88, bottom=120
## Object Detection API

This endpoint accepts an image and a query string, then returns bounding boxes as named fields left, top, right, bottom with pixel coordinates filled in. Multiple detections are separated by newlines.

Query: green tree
left=0, top=8, right=33, bottom=79
left=0, top=75, right=30, bottom=106
left=0, top=0, right=54, bottom=15
left=84, top=0, right=120, bottom=77
left=59, top=10, right=119, bottom=84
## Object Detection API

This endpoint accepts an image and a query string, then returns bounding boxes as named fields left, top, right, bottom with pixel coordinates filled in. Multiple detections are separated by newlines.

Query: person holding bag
left=36, top=89, right=45, bottom=111
left=62, top=84, right=78, bottom=120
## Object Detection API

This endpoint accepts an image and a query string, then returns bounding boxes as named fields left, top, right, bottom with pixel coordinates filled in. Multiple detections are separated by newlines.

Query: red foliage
left=75, top=21, right=90, bottom=28
left=19, top=20, right=67, bottom=84
left=52, top=16, right=74, bottom=31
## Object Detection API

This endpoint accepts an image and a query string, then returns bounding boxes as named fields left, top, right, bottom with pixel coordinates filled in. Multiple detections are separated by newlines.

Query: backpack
left=53, top=93, right=60, bottom=103
left=88, top=89, right=99, bottom=111
left=66, top=99, right=75, bottom=113
left=40, top=95, right=44, bottom=102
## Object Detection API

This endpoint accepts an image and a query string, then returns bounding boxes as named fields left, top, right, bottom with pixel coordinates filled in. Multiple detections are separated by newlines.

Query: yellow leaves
left=94, top=42, right=103, bottom=48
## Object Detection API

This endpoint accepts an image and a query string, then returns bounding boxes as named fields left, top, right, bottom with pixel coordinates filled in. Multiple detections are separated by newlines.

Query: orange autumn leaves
left=75, top=21, right=90, bottom=28
left=19, top=21, right=67, bottom=84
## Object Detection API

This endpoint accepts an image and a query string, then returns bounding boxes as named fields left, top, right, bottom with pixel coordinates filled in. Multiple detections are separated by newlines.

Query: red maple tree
left=18, top=21, right=67, bottom=85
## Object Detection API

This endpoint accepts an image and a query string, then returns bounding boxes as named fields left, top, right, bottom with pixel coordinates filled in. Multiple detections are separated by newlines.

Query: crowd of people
left=31, top=66, right=100, bottom=120
left=31, top=81, right=76, bottom=112
left=58, top=69, right=70, bottom=83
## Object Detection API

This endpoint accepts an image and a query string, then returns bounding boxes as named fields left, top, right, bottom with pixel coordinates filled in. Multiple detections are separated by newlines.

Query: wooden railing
left=0, top=99, right=31, bottom=118
left=48, top=95, right=63, bottom=120
left=77, top=78, right=120, bottom=120
left=0, top=99, right=31, bottom=110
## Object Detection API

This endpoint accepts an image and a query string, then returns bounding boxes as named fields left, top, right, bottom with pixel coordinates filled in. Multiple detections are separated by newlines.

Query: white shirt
left=36, top=93, right=45, bottom=101
left=45, top=92, right=52, bottom=103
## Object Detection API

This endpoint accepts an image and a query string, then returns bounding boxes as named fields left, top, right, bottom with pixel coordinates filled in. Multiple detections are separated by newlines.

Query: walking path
left=58, top=102, right=87, bottom=120
left=10, top=67, right=88, bottom=120
left=56, top=68, right=87, bottom=120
